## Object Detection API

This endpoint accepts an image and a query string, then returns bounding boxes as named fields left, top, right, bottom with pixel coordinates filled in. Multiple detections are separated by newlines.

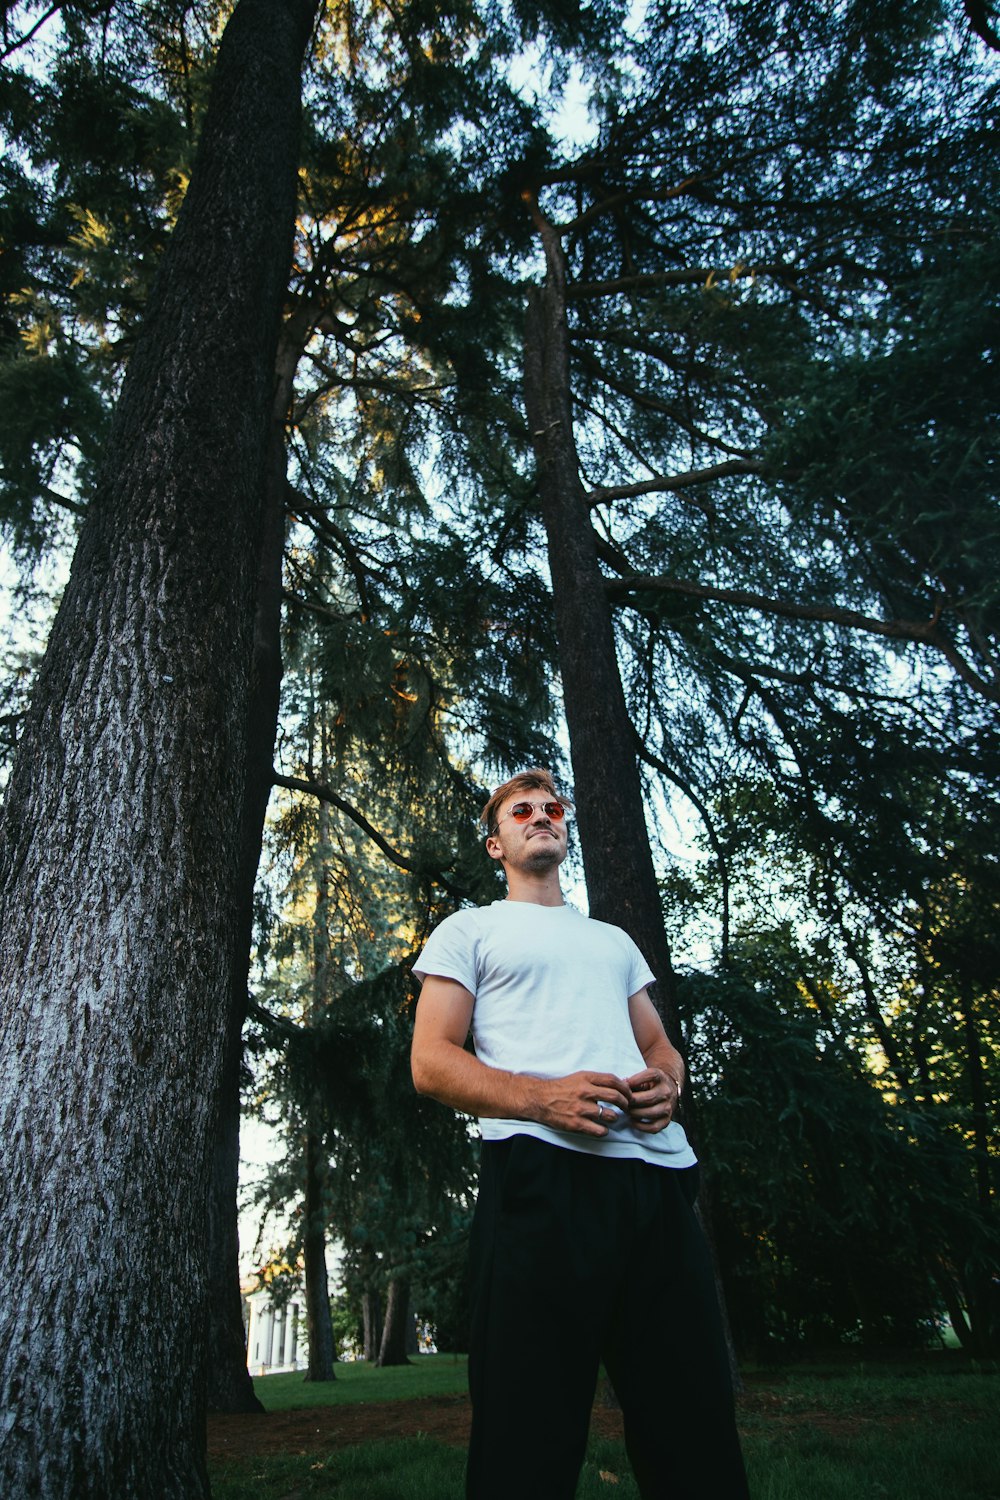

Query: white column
left=264, top=1304, right=276, bottom=1368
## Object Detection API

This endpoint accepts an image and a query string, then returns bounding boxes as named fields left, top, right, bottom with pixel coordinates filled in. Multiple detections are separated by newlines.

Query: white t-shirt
left=413, top=900, right=696, bottom=1168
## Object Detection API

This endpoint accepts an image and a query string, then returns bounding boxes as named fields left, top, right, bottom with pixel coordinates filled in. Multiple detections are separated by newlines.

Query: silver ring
left=596, top=1103, right=605, bottom=1120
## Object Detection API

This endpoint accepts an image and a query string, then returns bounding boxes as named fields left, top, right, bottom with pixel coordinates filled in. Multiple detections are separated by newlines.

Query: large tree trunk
left=523, top=210, right=678, bottom=1036
left=376, top=1277, right=413, bottom=1366
left=0, top=0, right=318, bottom=1492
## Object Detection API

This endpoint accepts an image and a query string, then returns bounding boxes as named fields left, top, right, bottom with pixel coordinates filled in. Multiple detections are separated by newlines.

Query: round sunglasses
left=497, top=800, right=567, bottom=827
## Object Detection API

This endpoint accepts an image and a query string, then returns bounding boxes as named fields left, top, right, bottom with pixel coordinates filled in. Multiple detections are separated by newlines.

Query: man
left=411, top=769, right=749, bottom=1499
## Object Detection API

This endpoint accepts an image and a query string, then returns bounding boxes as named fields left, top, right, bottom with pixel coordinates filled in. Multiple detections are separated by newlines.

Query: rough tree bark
left=0, top=0, right=319, bottom=1492
left=523, top=205, right=678, bottom=1033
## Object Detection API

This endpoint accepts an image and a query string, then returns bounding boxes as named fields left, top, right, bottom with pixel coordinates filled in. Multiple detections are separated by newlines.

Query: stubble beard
left=511, top=835, right=564, bottom=873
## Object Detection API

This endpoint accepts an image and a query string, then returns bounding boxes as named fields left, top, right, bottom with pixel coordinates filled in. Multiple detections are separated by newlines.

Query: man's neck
left=503, top=868, right=565, bottom=906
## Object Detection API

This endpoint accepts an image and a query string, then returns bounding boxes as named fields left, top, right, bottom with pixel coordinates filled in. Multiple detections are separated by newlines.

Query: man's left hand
left=624, top=1067, right=682, bottom=1133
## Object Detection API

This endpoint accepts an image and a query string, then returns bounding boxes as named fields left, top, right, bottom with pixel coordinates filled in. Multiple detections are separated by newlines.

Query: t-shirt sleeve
left=623, top=934, right=657, bottom=996
left=412, top=910, right=480, bottom=995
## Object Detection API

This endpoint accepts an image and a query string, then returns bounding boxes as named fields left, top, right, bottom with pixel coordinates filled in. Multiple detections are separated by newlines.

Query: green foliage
left=770, top=230, right=1000, bottom=641
left=0, top=13, right=202, bottom=558
left=677, top=887, right=1000, bottom=1353
left=689, top=966, right=946, bottom=1350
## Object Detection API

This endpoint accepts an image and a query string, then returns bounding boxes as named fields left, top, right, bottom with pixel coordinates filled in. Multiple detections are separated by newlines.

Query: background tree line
left=0, top=0, right=997, bottom=1491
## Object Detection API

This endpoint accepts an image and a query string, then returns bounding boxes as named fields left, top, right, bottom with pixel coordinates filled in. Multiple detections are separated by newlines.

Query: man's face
left=485, top=790, right=568, bottom=873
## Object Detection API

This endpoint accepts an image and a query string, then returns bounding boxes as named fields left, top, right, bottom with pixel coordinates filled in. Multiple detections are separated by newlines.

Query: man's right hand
left=525, top=1071, right=634, bottom=1137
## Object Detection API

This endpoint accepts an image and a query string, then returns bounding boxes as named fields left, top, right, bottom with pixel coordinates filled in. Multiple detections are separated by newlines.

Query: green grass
left=738, top=1364, right=1000, bottom=1500
left=209, top=1358, right=1000, bottom=1499
left=210, top=1437, right=465, bottom=1500
left=740, top=1360, right=1000, bottom=1416
left=741, top=1414, right=1000, bottom=1500
left=252, top=1354, right=470, bottom=1411
left=209, top=1437, right=642, bottom=1500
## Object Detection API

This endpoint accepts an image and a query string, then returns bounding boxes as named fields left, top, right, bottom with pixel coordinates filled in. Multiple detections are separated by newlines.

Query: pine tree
left=0, top=0, right=320, bottom=1488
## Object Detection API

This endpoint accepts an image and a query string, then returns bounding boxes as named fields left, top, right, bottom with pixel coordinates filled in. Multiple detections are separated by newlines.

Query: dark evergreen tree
left=0, top=0, right=320, bottom=1490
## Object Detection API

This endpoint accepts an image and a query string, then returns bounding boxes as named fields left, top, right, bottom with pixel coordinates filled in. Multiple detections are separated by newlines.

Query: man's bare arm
left=411, top=974, right=634, bottom=1138
left=625, top=987, right=685, bottom=1134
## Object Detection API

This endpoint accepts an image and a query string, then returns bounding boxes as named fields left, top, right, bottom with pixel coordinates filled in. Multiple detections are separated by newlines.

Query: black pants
left=466, top=1136, right=749, bottom=1500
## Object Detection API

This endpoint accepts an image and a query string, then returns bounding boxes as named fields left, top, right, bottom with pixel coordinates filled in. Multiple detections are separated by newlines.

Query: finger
left=587, top=1071, right=632, bottom=1092
left=627, top=1090, right=668, bottom=1113
left=592, top=1075, right=634, bottom=1108
left=632, top=1096, right=672, bottom=1122
left=594, top=1091, right=632, bottom=1118
left=576, top=1109, right=610, bottom=1137
left=593, top=1097, right=627, bottom=1126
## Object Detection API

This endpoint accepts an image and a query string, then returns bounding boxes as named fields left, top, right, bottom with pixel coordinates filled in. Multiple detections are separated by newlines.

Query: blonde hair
left=480, top=768, right=572, bottom=837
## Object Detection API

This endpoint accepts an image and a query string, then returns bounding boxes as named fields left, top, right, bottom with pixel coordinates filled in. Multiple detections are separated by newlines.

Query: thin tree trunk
left=0, top=0, right=318, bottom=1492
left=303, top=1127, right=337, bottom=1380
left=962, top=995, right=992, bottom=1214
left=933, top=1263, right=976, bottom=1353
left=205, top=1033, right=265, bottom=1414
left=300, top=748, right=338, bottom=1379
left=523, top=206, right=678, bottom=1035
left=204, top=443, right=285, bottom=1415
left=362, top=1251, right=382, bottom=1362
left=206, top=304, right=315, bottom=1414
left=376, top=1277, right=413, bottom=1366
left=523, top=203, right=743, bottom=1385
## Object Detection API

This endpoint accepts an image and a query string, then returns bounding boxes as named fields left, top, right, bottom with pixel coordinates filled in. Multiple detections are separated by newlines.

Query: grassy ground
left=209, top=1357, right=1000, bottom=1499
left=739, top=1363, right=1000, bottom=1500
left=253, top=1356, right=470, bottom=1411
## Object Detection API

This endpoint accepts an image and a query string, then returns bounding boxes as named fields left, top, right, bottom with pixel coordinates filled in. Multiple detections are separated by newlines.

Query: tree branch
left=246, top=994, right=307, bottom=1043
left=631, top=729, right=732, bottom=966
left=285, top=481, right=379, bottom=620
left=964, top=0, right=1000, bottom=48
left=280, top=588, right=358, bottom=623
left=588, top=458, right=764, bottom=507
left=569, top=263, right=790, bottom=300
left=271, top=771, right=467, bottom=899
left=606, top=572, right=1000, bottom=705
left=1, top=1, right=63, bottom=61
left=559, top=175, right=706, bottom=236
left=42, top=484, right=87, bottom=517
left=573, top=344, right=757, bottom=458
